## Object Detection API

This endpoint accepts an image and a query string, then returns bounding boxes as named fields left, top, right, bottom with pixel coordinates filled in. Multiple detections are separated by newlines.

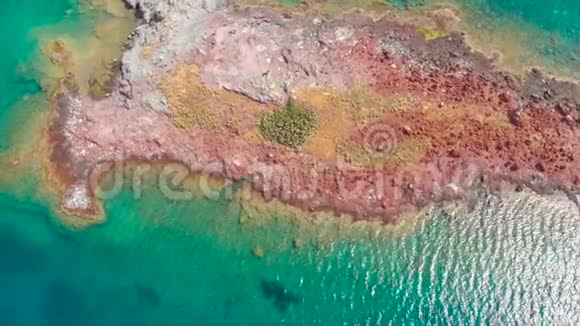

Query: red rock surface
left=346, top=34, right=579, bottom=185
left=48, top=6, right=580, bottom=222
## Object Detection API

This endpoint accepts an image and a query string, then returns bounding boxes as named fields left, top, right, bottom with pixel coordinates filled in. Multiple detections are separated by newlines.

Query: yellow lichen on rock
left=422, top=103, right=513, bottom=132
left=296, top=86, right=415, bottom=162
left=297, top=89, right=354, bottom=161
left=159, top=64, right=221, bottom=129
left=159, top=64, right=270, bottom=131
left=419, top=26, right=448, bottom=41
left=336, top=136, right=429, bottom=168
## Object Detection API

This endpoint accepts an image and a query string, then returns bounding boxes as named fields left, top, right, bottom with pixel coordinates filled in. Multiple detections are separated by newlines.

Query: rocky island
left=48, top=0, right=580, bottom=224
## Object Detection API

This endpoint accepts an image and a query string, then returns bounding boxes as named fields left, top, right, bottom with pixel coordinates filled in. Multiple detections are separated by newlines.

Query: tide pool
left=0, top=0, right=579, bottom=325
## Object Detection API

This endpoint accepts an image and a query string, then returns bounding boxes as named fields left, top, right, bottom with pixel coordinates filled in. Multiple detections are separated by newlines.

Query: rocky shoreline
left=48, top=0, right=579, bottom=222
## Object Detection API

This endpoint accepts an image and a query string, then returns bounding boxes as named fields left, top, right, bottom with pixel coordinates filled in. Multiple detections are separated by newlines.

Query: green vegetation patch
left=259, top=99, right=318, bottom=148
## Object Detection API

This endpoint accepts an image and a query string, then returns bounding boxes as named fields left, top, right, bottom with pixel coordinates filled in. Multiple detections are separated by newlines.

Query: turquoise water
left=393, top=0, right=580, bottom=74
left=0, top=0, right=72, bottom=150
left=390, top=0, right=579, bottom=39
left=0, top=0, right=73, bottom=108
left=459, top=0, right=579, bottom=72
left=2, top=184, right=580, bottom=324
left=0, top=0, right=579, bottom=325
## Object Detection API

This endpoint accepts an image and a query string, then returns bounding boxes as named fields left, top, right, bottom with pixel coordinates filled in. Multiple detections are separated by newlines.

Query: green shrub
left=259, top=99, right=317, bottom=148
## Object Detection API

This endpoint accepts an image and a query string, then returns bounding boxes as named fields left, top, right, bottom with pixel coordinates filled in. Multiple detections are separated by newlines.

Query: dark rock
left=260, top=280, right=300, bottom=313
left=509, top=162, right=519, bottom=171
left=508, top=110, right=522, bottom=126
left=556, top=102, right=571, bottom=115
left=135, top=282, right=161, bottom=307
left=448, top=148, right=460, bottom=158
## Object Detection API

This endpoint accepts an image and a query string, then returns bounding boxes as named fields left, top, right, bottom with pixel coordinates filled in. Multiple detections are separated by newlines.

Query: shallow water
left=1, top=184, right=579, bottom=324
left=0, top=0, right=579, bottom=325
left=450, top=0, right=579, bottom=77
left=375, top=0, right=578, bottom=77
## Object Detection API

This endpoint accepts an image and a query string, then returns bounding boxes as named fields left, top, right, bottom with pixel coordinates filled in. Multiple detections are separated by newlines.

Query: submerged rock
left=134, top=281, right=161, bottom=307
left=260, top=280, right=300, bottom=313
left=252, top=246, right=265, bottom=258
